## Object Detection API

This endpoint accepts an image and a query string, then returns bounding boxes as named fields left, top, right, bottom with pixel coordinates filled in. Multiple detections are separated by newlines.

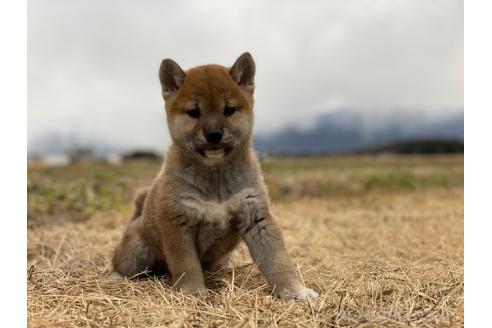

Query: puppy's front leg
left=161, top=224, right=206, bottom=294
left=244, top=217, right=318, bottom=301
left=233, top=195, right=318, bottom=301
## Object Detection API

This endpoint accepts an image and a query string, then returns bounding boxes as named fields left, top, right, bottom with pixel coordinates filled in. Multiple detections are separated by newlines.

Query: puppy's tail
left=131, top=187, right=149, bottom=221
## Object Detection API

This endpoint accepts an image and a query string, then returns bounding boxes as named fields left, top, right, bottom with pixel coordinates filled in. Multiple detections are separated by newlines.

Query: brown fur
left=112, top=53, right=318, bottom=301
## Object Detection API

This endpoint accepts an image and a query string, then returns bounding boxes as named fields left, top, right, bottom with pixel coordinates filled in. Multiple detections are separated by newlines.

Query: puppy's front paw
left=228, top=188, right=261, bottom=216
left=231, top=188, right=259, bottom=205
left=277, top=287, right=319, bottom=302
left=294, top=287, right=319, bottom=300
left=109, top=271, right=124, bottom=281
left=235, top=187, right=257, bottom=199
left=173, top=282, right=208, bottom=295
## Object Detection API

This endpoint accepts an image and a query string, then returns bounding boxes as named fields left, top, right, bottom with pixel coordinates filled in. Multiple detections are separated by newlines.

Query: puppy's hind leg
left=130, top=187, right=149, bottom=221
left=111, top=218, right=156, bottom=278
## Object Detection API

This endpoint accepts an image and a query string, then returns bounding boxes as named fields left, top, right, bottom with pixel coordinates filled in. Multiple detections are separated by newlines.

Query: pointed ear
left=230, top=52, right=255, bottom=93
left=159, top=58, right=186, bottom=98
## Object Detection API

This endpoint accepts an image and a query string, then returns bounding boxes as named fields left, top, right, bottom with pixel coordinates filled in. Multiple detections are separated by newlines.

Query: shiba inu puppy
left=112, top=53, right=319, bottom=301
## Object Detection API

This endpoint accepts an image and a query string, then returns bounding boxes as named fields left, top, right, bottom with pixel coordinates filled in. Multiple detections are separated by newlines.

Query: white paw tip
left=109, top=271, right=123, bottom=281
left=296, top=287, right=319, bottom=300
left=278, top=287, right=319, bottom=302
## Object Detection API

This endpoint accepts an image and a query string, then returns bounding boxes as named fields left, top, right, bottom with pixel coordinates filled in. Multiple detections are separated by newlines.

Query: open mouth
left=197, top=146, right=233, bottom=159
left=204, top=149, right=225, bottom=158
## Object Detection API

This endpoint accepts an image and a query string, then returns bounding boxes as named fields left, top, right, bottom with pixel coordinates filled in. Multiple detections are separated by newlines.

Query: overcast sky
left=28, top=0, right=463, bottom=151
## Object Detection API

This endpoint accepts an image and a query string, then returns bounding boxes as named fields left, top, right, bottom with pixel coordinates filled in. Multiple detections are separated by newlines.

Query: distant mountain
left=28, top=109, right=463, bottom=157
left=253, top=109, right=463, bottom=155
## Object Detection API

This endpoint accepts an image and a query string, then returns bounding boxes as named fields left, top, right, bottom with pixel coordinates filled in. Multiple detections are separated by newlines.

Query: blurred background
left=28, top=0, right=463, bottom=163
left=27, top=3, right=465, bottom=324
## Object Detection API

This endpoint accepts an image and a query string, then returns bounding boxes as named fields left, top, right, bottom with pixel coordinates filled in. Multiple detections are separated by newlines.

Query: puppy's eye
left=186, top=108, right=201, bottom=119
left=224, top=106, right=237, bottom=117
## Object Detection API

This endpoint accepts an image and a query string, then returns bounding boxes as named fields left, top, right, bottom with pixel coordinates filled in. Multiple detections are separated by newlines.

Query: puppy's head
left=159, top=53, right=255, bottom=164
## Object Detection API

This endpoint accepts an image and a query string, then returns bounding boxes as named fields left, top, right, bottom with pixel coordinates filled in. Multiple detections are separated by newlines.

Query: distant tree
left=123, top=150, right=162, bottom=161
left=362, top=139, right=464, bottom=154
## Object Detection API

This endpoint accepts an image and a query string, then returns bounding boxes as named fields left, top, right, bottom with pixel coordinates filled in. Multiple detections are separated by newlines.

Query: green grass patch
left=27, top=156, right=463, bottom=225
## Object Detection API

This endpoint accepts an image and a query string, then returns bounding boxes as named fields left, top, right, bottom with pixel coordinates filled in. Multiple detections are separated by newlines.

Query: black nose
left=204, top=129, right=223, bottom=144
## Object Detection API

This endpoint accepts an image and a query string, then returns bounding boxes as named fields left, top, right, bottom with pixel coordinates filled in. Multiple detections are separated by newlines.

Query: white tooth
left=204, top=149, right=225, bottom=158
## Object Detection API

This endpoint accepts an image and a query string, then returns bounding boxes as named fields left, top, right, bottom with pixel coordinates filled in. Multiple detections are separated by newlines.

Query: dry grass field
left=27, top=155, right=464, bottom=327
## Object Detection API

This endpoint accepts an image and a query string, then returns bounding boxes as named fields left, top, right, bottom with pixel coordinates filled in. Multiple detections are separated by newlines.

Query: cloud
left=28, top=0, right=463, bottom=151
